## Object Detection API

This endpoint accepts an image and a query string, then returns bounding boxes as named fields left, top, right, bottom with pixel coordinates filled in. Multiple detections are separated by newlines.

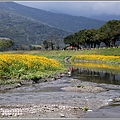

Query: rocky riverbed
left=0, top=76, right=120, bottom=118
left=0, top=103, right=86, bottom=118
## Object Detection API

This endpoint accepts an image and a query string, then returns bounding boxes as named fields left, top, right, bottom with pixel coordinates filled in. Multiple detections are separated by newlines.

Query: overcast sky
left=15, top=1, right=120, bottom=17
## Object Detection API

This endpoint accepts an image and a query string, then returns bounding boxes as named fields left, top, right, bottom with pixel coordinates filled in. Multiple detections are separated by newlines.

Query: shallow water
left=70, top=66, right=120, bottom=118
left=82, top=102, right=120, bottom=118
left=0, top=64, right=120, bottom=118
left=71, top=68, right=120, bottom=85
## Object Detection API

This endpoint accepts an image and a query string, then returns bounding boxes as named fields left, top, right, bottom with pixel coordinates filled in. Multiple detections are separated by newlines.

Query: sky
left=15, top=1, right=120, bottom=17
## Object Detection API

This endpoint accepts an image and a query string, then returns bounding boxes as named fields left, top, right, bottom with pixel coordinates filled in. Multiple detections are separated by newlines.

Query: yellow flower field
left=70, top=54, right=120, bottom=63
left=0, top=54, right=63, bottom=81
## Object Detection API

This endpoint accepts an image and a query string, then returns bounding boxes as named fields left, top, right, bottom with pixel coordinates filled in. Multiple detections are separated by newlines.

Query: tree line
left=64, top=20, right=120, bottom=49
left=1, top=20, right=120, bottom=51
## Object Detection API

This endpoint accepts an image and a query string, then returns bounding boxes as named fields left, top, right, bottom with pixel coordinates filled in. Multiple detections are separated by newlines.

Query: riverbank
left=0, top=72, right=67, bottom=91
left=1, top=47, right=120, bottom=63
left=0, top=76, right=120, bottom=118
left=0, top=48, right=120, bottom=118
left=1, top=48, right=120, bottom=85
left=70, top=54, right=120, bottom=66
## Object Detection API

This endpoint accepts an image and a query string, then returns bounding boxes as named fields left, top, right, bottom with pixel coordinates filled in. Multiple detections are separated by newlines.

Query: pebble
left=59, top=113, right=65, bottom=117
left=16, top=83, right=22, bottom=87
left=87, top=109, right=93, bottom=112
left=108, top=99, right=113, bottom=102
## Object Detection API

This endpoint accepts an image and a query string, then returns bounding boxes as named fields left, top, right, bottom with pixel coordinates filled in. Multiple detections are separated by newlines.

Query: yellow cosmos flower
left=0, top=54, right=62, bottom=78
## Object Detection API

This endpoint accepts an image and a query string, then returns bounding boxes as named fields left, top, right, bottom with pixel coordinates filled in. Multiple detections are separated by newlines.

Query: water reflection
left=69, top=67, right=120, bottom=85
left=70, top=62, right=120, bottom=74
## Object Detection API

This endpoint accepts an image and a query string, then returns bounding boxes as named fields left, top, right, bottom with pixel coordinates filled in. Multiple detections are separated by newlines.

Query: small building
left=31, top=45, right=42, bottom=50
left=66, top=46, right=78, bottom=50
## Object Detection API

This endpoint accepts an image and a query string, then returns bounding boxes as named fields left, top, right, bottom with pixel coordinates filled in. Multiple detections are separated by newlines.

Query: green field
left=0, top=47, right=120, bottom=85
left=2, top=47, right=120, bottom=61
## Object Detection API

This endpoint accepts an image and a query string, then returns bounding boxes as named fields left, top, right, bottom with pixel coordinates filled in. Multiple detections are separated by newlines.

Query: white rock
left=59, top=113, right=65, bottom=117
left=108, top=99, right=113, bottom=102
left=87, top=109, right=93, bottom=112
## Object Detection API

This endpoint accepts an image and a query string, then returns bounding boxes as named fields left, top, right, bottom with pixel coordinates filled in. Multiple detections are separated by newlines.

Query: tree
left=78, top=29, right=97, bottom=49
left=0, top=38, right=14, bottom=51
left=77, top=30, right=86, bottom=48
left=73, top=32, right=80, bottom=48
left=64, top=35, right=74, bottom=46
left=91, top=29, right=101, bottom=48
left=99, top=20, right=120, bottom=47
left=81, top=29, right=95, bottom=48
left=64, top=20, right=120, bottom=49
left=56, top=45, right=60, bottom=50
left=49, top=41, right=54, bottom=50
left=43, top=40, right=49, bottom=50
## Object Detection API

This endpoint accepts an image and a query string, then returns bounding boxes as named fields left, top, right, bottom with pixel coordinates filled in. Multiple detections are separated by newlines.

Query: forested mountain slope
left=0, top=2, right=105, bottom=46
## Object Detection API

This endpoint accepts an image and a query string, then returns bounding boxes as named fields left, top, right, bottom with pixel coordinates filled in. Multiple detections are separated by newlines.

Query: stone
left=59, top=113, right=65, bottom=117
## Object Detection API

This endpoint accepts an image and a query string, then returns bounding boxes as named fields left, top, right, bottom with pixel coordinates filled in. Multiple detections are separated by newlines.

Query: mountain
left=6, top=2, right=105, bottom=32
left=0, top=2, right=105, bottom=46
left=90, top=14, right=120, bottom=21
left=0, top=2, right=70, bottom=46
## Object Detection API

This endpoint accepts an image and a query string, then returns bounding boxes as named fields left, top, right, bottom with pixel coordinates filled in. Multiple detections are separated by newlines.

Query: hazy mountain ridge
left=0, top=2, right=70, bottom=45
left=48, top=8, right=120, bottom=22
left=0, top=2, right=105, bottom=46
left=90, top=14, right=120, bottom=21
left=3, top=2, right=105, bottom=32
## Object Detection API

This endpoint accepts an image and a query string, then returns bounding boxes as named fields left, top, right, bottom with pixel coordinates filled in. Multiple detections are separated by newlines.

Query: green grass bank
left=0, top=47, right=120, bottom=85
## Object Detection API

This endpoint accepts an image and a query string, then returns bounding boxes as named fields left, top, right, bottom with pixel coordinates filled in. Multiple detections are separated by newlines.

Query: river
left=70, top=66, right=120, bottom=118
left=0, top=63, right=120, bottom=118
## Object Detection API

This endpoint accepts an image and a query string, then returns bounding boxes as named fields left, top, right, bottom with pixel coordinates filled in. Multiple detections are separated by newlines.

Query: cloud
left=92, top=2, right=120, bottom=15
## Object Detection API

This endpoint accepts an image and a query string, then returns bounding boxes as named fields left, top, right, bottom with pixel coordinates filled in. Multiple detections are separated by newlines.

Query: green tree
left=99, top=20, right=120, bottom=47
left=77, top=29, right=97, bottom=49
left=0, top=38, right=14, bottom=51
left=64, top=35, right=74, bottom=46
left=49, top=41, right=54, bottom=50
left=43, top=40, right=49, bottom=50
left=56, top=45, right=60, bottom=50
left=77, top=30, right=86, bottom=48
left=64, top=20, right=120, bottom=49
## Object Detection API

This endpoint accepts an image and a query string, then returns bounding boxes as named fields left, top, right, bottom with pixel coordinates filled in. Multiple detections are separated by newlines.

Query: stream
left=71, top=67, right=120, bottom=118
left=0, top=64, right=120, bottom=118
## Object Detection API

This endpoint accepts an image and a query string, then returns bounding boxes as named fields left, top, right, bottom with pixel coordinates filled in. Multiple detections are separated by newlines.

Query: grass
left=0, top=47, right=120, bottom=85
left=2, top=47, right=120, bottom=57
left=3, top=48, right=120, bottom=66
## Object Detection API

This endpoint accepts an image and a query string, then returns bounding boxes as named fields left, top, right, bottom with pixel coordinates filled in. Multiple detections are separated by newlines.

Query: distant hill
left=0, top=2, right=70, bottom=46
left=90, top=14, right=120, bottom=21
left=6, top=2, right=105, bottom=32
left=0, top=2, right=105, bottom=46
